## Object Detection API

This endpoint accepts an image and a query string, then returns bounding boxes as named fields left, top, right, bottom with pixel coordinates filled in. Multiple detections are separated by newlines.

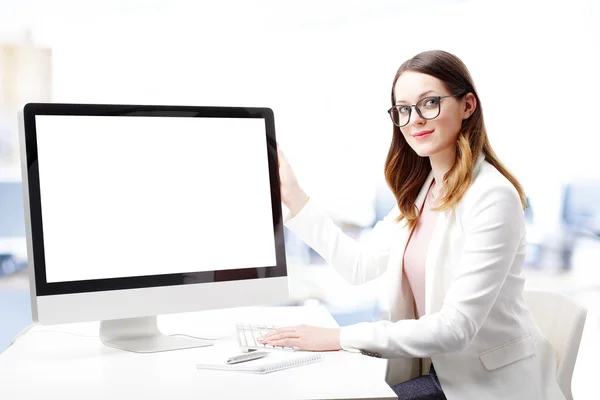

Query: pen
left=226, top=351, right=269, bottom=365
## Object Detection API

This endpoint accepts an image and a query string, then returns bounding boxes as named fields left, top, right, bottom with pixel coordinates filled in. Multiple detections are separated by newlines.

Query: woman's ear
left=462, top=92, right=477, bottom=120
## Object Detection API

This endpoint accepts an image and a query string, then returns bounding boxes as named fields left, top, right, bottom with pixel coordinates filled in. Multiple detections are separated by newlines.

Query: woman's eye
left=423, top=98, right=439, bottom=108
left=398, top=106, right=410, bottom=114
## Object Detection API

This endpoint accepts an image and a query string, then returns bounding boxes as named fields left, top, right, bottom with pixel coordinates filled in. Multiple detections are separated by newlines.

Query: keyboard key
left=244, top=329, right=256, bottom=347
left=238, top=328, right=247, bottom=346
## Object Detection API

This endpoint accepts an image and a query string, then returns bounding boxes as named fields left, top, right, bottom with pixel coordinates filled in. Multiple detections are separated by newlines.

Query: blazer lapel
left=415, top=171, right=440, bottom=316
left=424, top=154, right=486, bottom=314
left=424, top=202, right=449, bottom=315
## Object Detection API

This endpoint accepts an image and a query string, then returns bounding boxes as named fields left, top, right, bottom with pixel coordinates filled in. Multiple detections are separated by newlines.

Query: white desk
left=0, top=305, right=397, bottom=399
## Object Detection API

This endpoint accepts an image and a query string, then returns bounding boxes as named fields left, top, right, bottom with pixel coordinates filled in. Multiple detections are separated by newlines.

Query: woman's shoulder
left=458, top=160, right=522, bottom=215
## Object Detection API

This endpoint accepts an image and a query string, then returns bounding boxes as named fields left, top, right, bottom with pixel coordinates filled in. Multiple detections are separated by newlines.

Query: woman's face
left=393, top=71, right=475, bottom=158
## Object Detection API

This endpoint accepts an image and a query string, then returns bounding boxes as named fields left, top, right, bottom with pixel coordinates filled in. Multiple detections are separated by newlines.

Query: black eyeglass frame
left=387, top=95, right=456, bottom=127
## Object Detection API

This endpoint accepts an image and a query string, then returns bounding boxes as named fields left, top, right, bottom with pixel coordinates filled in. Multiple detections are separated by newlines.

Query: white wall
left=2, top=0, right=599, bottom=228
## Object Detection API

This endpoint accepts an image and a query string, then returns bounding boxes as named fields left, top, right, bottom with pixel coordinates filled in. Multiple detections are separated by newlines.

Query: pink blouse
left=402, top=180, right=439, bottom=319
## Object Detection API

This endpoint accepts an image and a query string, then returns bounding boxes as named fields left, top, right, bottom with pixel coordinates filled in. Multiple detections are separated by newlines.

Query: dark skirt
left=390, top=363, right=447, bottom=400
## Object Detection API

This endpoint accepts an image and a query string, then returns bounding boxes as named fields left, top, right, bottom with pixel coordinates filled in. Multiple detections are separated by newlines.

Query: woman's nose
left=410, top=107, right=426, bottom=126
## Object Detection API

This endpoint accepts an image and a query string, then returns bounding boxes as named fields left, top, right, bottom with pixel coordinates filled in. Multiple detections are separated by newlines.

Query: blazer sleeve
left=283, top=196, right=401, bottom=285
left=339, top=185, right=524, bottom=358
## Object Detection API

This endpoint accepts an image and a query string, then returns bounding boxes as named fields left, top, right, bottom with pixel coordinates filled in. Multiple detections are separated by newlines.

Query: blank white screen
left=34, top=114, right=277, bottom=283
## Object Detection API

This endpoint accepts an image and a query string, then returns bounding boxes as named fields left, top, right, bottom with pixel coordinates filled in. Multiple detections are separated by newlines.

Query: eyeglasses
left=387, top=95, right=454, bottom=127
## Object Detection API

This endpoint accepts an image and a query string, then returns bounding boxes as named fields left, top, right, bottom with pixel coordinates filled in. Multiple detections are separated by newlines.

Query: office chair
left=523, top=290, right=587, bottom=400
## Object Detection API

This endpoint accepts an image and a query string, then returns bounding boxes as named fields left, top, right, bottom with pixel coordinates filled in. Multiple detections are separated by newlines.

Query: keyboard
left=235, top=323, right=296, bottom=352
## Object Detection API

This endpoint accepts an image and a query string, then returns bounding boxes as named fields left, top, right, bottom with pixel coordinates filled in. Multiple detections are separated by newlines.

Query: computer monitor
left=18, top=103, right=289, bottom=353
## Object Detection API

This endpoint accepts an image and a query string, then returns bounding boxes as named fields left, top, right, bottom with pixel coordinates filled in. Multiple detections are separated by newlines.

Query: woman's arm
left=284, top=196, right=400, bottom=285
left=338, top=185, right=523, bottom=357
left=277, top=144, right=400, bottom=286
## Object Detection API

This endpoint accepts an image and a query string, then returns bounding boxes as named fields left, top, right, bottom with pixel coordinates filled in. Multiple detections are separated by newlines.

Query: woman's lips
left=412, top=129, right=434, bottom=140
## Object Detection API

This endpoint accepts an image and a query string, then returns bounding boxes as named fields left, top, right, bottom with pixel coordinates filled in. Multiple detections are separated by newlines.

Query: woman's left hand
left=257, top=325, right=342, bottom=352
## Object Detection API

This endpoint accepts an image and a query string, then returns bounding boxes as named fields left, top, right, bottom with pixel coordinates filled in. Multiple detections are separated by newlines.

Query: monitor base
left=99, top=316, right=213, bottom=353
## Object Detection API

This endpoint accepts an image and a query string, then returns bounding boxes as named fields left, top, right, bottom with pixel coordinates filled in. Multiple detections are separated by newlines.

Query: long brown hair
left=384, top=50, right=526, bottom=229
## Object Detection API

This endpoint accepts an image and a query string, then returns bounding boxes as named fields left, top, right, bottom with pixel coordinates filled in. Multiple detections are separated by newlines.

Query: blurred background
left=0, top=0, right=599, bottom=397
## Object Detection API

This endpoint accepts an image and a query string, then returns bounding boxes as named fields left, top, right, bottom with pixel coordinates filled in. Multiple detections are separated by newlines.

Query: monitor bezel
left=21, top=103, right=287, bottom=296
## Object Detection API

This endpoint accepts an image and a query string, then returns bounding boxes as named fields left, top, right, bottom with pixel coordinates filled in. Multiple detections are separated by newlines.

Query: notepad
left=196, top=351, right=322, bottom=374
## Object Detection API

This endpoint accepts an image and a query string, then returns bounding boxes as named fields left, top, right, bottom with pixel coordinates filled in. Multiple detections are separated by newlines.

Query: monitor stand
left=99, top=316, right=213, bottom=353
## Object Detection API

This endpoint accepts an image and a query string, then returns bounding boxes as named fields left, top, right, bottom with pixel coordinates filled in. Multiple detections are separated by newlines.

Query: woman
left=258, top=50, right=565, bottom=400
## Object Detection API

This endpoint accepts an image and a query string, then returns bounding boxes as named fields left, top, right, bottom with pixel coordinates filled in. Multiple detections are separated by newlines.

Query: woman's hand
left=277, top=143, right=309, bottom=216
left=257, top=325, right=342, bottom=352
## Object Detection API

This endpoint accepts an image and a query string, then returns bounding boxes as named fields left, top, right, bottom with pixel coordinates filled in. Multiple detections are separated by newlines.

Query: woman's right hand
left=277, top=143, right=309, bottom=217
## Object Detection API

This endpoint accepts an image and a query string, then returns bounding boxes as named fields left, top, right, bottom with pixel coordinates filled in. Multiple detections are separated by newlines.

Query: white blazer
left=284, top=154, right=566, bottom=400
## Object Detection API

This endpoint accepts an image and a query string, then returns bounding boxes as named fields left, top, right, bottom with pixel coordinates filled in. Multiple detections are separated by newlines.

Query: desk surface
left=0, top=305, right=397, bottom=400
